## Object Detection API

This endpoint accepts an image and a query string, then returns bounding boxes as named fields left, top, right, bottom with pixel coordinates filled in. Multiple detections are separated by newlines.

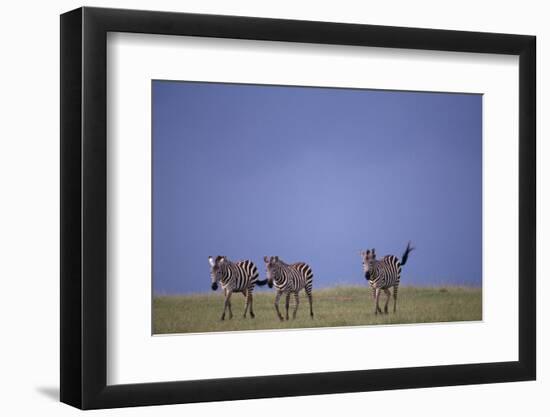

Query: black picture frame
left=60, top=6, right=536, bottom=410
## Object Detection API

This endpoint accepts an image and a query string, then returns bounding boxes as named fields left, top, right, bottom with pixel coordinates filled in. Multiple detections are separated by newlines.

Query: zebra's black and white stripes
left=263, top=256, right=314, bottom=321
left=208, top=255, right=267, bottom=320
left=207, top=244, right=412, bottom=321
left=360, top=242, right=414, bottom=314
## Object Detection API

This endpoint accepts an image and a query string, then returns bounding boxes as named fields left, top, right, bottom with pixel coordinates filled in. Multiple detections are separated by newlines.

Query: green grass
left=153, top=286, right=482, bottom=335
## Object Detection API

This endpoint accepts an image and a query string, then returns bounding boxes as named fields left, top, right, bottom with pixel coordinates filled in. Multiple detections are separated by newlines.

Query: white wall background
left=0, top=0, right=545, bottom=415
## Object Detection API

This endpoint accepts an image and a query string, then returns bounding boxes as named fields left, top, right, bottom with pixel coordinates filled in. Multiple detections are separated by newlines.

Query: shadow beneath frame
left=35, top=386, right=59, bottom=401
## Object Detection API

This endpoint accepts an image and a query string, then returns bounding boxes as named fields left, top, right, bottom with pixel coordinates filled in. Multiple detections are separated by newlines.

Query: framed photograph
left=60, top=6, right=536, bottom=409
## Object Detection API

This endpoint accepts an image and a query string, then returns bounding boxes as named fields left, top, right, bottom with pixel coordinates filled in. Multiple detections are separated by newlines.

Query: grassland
left=153, top=286, right=481, bottom=334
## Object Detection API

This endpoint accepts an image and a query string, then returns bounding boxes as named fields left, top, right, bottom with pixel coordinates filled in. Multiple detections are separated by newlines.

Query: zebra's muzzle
left=211, top=282, right=218, bottom=291
left=268, top=282, right=273, bottom=288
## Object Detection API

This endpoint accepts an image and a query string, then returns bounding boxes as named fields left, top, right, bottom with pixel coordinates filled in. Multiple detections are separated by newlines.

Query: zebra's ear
left=263, top=256, right=269, bottom=263
left=208, top=256, right=215, bottom=267
left=219, top=256, right=226, bottom=264
left=372, top=248, right=376, bottom=256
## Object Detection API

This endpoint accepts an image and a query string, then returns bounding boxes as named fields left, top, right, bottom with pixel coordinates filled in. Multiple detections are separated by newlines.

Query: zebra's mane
left=226, top=258, right=254, bottom=268
left=372, top=255, right=398, bottom=268
left=217, top=256, right=236, bottom=267
left=275, top=258, right=290, bottom=267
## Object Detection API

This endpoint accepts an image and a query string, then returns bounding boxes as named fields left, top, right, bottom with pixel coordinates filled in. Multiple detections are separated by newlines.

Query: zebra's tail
left=400, top=241, right=415, bottom=266
left=255, top=279, right=268, bottom=286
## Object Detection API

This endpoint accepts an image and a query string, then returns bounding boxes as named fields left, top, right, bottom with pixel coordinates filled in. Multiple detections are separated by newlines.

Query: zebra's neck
left=272, top=265, right=288, bottom=285
left=220, top=263, right=236, bottom=283
left=369, top=262, right=382, bottom=280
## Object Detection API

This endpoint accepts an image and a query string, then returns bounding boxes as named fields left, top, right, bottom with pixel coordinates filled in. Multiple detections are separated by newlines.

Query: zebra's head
left=208, top=255, right=226, bottom=290
left=360, top=249, right=377, bottom=279
left=263, top=256, right=280, bottom=288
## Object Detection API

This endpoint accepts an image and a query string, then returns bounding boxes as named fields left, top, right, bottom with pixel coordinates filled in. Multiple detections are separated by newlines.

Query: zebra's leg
left=383, top=288, right=391, bottom=314
left=371, top=286, right=382, bottom=313
left=220, top=289, right=227, bottom=320
left=248, top=292, right=255, bottom=318
left=227, top=291, right=233, bottom=319
left=274, top=291, right=284, bottom=321
left=221, top=289, right=233, bottom=320
left=393, top=285, right=399, bottom=313
left=374, top=288, right=381, bottom=315
left=306, top=289, right=314, bottom=318
left=243, top=290, right=250, bottom=318
left=292, top=292, right=300, bottom=319
left=285, top=293, right=291, bottom=320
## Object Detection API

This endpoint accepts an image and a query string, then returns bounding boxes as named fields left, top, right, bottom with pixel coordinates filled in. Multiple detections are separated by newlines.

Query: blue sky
left=152, top=81, right=482, bottom=294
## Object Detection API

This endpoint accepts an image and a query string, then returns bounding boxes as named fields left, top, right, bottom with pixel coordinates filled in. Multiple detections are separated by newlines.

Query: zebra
left=360, top=242, right=414, bottom=314
left=208, top=256, right=267, bottom=320
left=263, top=256, right=314, bottom=321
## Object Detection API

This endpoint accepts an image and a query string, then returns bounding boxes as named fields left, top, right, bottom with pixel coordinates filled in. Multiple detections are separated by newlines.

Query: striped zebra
left=208, top=256, right=267, bottom=320
left=360, top=242, right=414, bottom=314
left=263, top=256, right=314, bottom=321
